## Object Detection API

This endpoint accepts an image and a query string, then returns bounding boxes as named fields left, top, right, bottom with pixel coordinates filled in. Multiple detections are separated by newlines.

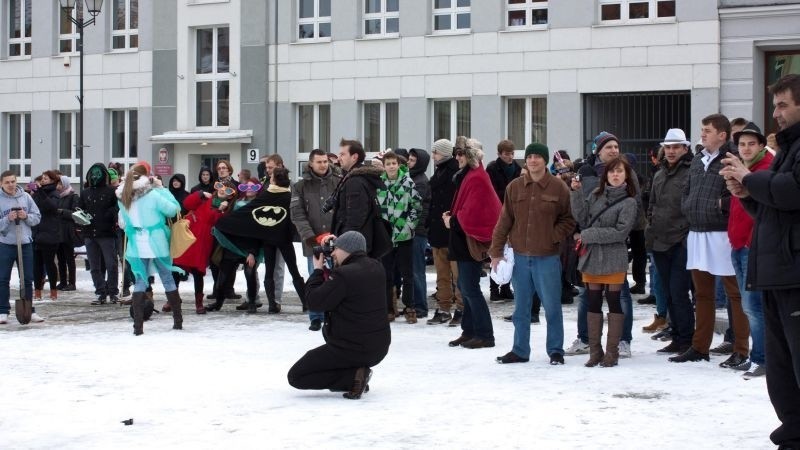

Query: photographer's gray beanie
left=336, top=231, right=367, bottom=254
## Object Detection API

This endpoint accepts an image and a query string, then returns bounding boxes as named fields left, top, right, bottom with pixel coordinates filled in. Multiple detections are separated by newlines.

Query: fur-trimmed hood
left=115, top=174, right=152, bottom=200
left=345, top=164, right=385, bottom=190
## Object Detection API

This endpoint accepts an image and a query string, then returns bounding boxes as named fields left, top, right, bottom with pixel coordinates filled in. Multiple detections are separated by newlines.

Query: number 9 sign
left=247, top=148, right=259, bottom=164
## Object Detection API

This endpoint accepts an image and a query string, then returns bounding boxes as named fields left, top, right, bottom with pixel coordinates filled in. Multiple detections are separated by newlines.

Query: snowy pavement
left=0, top=255, right=778, bottom=449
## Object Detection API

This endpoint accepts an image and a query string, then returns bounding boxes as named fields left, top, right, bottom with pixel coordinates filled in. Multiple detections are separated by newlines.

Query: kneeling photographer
left=287, top=231, right=391, bottom=400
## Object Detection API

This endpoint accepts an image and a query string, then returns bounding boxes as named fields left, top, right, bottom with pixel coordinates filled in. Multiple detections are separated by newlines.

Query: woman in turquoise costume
left=117, top=164, right=183, bottom=335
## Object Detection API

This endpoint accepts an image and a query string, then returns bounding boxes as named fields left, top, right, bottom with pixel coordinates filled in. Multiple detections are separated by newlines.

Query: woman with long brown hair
left=31, top=170, right=63, bottom=300
left=116, top=164, right=183, bottom=335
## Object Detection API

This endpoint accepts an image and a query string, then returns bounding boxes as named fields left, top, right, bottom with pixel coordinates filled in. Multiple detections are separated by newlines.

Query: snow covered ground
left=0, top=249, right=779, bottom=449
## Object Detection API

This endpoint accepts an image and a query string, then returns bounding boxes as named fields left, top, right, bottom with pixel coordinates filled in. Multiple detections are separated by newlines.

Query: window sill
left=4, top=56, right=32, bottom=61
left=108, top=48, right=140, bottom=55
left=427, top=30, right=472, bottom=37
left=292, top=38, right=332, bottom=45
left=356, top=35, right=400, bottom=41
left=500, top=25, right=549, bottom=33
left=593, top=17, right=676, bottom=27
left=187, top=0, right=230, bottom=5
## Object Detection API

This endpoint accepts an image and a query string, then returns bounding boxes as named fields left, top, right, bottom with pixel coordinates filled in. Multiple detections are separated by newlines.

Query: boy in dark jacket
left=79, top=163, right=120, bottom=304
left=485, top=139, right=520, bottom=301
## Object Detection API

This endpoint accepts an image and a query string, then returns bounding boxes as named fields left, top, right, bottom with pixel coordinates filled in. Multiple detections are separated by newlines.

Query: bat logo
left=252, top=206, right=288, bottom=227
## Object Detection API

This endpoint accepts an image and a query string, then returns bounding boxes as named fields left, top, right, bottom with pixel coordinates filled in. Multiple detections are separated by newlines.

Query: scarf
left=745, top=149, right=768, bottom=169
left=267, top=185, right=291, bottom=193
left=450, top=164, right=501, bottom=242
left=59, top=185, right=74, bottom=198
left=434, top=155, right=452, bottom=166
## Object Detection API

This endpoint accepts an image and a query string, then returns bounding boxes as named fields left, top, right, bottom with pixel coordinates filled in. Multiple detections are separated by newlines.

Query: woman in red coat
left=173, top=180, right=237, bottom=313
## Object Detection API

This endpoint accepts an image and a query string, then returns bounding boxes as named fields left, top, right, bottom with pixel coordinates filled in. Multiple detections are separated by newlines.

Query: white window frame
left=362, top=101, right=399, bottom=155
left=298, top=0, right=331, bottom=42
left=7, top=113, right=32, bottom=181
left=363, top=0, right=400, bottom=39
left=194, top=26, right=231, bottom=130
left=58, top=5, right=81, bottom=55
left=109, top=109, right=138, bottom=172
left=8, top=0, right=32, bottom=59
left=505, top=97, right=547, bottom=158
left=432, top=0, right=471, bottom=34
left=598, top=0, right=676, bottom=25
left=506, top=0, right=549, bottom=30
left=432, top=99, right=471, bottom=143
left=111, top=0, right=139, bottom=51
left=58, top=112, right=80, bottom=179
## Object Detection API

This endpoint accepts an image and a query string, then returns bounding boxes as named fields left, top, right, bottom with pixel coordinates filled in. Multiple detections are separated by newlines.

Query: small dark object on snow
left=121, top=419, right=134, bottom=426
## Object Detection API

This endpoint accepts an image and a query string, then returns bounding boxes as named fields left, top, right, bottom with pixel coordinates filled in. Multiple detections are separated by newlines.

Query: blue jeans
left=577, top=279, right=633, bottom=343
left=456, top=260, right=493, bottom=340
left=511, top=254, right=564, bottom=358
left=0, top=243, right=34, bottom=314
left=133, top=258, right=177, bottom=293
left=649, top=252, right=668, bottom=317
left=412, top=236, right=428, bottom=316
left=653, top=244, right=694, bottom=345
left=731, top=248, right=765, bottom=365
left=306, top=257, right=324, bottom=322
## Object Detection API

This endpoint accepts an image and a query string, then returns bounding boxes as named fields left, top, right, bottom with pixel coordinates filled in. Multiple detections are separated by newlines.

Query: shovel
left=13, top=210, right=32, bottom=324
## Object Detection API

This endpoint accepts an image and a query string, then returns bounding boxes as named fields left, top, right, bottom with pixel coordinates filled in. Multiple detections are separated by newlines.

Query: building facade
left=10, top=1, right=794, bottom=183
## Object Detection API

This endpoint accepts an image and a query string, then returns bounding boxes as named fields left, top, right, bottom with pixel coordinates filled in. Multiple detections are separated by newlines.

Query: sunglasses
left=214, top=181, right=236, bottom=196
left=454, top=150, right=466, bottom=157
left=238, top=183, right=262, bottom=193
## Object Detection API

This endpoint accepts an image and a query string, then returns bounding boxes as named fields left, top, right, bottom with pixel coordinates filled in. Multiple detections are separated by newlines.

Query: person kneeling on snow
left=287, top=231, right=391, bottom=399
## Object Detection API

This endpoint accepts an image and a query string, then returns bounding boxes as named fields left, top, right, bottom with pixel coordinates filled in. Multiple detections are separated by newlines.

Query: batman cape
left=213, top=187, right=293, bottom=247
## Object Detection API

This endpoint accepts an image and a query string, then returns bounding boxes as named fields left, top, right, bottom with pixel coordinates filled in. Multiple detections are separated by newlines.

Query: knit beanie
left=431, top=139, right=454, bottom=157
left=525, top=143, right=549, bottom=161
left=136, top=160, right=152, bottom=175
left=107, top=168, right=119, bottom=183
left=592, top=132, right=619, bottom=154
left=335, top=231, right=367, bottom=254
left=59, top=175, right=71, bottom=186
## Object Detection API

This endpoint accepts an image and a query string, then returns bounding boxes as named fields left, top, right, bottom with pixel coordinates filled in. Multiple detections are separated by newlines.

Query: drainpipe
left=272, top=0, right=279, bottom=155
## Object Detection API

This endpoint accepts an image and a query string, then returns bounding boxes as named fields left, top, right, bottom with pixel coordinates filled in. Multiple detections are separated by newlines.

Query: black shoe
left=343, top=367, right=372, bottom=400
left=489, top=291, right=504, bottom=302
left=637, top=294, right=657, bottom=305
left=449, top=335, right=471, bottom=347
left=108, top=295, right=119, bottom=304
left=206, top=293, right=216, bottom=300
left=56, top=283, right=67, bottom=291
left=719, top=352, right=748, bottom=369
left=669, top=347, right=710, bottom=363
left=268, top=302, right=281, bottom=314
left=426, top=309, right=452, bottom=325
left=499, top=286, right=514, bottom=300
left=448, top=309, right=463, bottom=327
left=309, top=319, right=322, bottom=331
left=226, top=292, right=242, bottom=300
left=710, top=341, right=734, bottom=355
left=496, top=352, right=529, bottom=364
left=502, top=314, right=539, bottom=324
left=122, top=287, right=131, bottom=297
left=503, top=315, right=513, bottom=322
left=90, top=295, right=107, bottom=305
left=236, top=300, right=262, bottom=310
left=247, top=303, right=257, bottom=314
left=651, top=327, right=672, bottom=341
left=205, top=302, right=223, bottom=312
left=657, top=341, right=690, bottom=354
left=461, top=338, right=495, bottom=349
left=532, top=315, right=540, bottom=324
left=549, top=353, right=565, bottom=365
left=630, top=283, right=646, bottom=295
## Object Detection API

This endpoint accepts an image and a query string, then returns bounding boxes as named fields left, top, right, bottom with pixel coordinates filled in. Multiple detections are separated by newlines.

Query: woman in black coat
left=55, top=175, right=80, bottom=291
left=32, top=170, right=64, bottom=300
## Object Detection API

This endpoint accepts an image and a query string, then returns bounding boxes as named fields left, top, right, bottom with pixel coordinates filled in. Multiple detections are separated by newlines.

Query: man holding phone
left=0, top=170, right=43, bottom=324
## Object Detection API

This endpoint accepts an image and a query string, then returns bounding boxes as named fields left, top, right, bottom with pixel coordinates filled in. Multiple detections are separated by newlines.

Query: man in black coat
left=722, top=74, right=800, bottom=449
left=485, top=139, right=520, bottom=301
left=79, top=163, right=120, bottom=304
left=330, top=139, right=390, bottom=259
left=287, top=231, right=391, bottom=399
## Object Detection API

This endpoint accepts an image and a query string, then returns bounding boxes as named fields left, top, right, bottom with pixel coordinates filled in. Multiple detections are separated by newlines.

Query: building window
left=507, top=98, right=547, bottom=153
left=364, top=0, right=399, bottom=38
left=58, top=113, right=80, bottom=178
left=9, top=0, right=32, bottom=58
left=297, top=104, right=330, bottom=153
left=765, top=51, right=800, bottom=135
left=110, top=110, right=138, bottom=171
left=600, top=0, right=675, bottom=23
left=196, top=26, right=230, bottom=128
left=433, top=99, right=470, bottom=142
left=433, top=0, right=470, bottom=34
left=507, top=0, right=548, bottom=28
left=363, top=102, right=398, bottom=153
left=112, top=0, right=138, bottom=50
left=8, top=113, right=31, bottom=181
left=59, top=5, right=82, bottom=54
left=298, top=0, right=331, bottom=41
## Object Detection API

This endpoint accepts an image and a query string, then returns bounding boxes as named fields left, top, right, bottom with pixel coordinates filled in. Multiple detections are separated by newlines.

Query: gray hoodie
left=0, top=186, right=41, bottom=245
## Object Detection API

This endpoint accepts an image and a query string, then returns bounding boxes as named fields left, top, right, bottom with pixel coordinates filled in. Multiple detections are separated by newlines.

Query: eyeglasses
left=214, top=181, right=236, bottom=196
left=454, top=150, right=466, bottom=157
left=238, top=183, right=262, bottom=193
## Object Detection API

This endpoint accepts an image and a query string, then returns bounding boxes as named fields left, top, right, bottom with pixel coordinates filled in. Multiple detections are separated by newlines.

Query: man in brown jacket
left=490, top=143, right=576, bottom=365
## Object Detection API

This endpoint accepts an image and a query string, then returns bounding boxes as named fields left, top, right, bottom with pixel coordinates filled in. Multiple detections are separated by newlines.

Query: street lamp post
left=58, top=0, right=104, bottom=189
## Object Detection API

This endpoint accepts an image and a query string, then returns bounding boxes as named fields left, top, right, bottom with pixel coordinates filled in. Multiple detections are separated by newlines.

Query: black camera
left=312, top=239, right=335, bottom=258
left=321, top=194, right=337, bottom=214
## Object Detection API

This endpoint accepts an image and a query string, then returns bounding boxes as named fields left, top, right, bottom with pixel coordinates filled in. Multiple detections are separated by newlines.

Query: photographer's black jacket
left=306, top=251, right=391, bottom=357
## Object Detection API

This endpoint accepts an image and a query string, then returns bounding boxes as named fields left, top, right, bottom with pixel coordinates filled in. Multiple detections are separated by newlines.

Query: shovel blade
left=15, top=298, right=32, bottom=325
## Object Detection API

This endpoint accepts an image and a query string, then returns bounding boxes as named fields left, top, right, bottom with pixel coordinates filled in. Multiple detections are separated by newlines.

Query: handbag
left=574, top=196, right=629, bottom=259
left=169, top=212, right=196, bottom=259
left=71, top=208, right=93, bottom=226
left=466, top=235, right=491, bottom=262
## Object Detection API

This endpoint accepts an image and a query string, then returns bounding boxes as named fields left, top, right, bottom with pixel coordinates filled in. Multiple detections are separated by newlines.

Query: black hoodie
left=168, top=174, right=189, bottom=214
left=190, top=167, right=214, bottom=194
left=408, top=148, right=431, bottom=237
left=78, top=162, right=119, bottom=239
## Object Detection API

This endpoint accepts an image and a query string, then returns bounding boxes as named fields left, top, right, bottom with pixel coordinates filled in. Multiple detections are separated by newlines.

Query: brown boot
left=642, top=314, right=668, bottom=333
left=585, top=312, right=605, bottom=367
left=405, top=309, right=417, bottom=324
left=132, top=292, right=145, bottom=336
left=34, top=289, right=42, bottom=300
left=601, top=313, right=624, bottom=367
left=194, top=292, right=206, bottom=315
left=49, top=289, right=58, bottom=300
left=165, top=290, right=183, bottom=330
left=161, top=302, right=172, bottom=312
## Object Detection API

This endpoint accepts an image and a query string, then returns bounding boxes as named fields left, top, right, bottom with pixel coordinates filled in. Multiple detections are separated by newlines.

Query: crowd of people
left=0, top=74, right=798, bottom=446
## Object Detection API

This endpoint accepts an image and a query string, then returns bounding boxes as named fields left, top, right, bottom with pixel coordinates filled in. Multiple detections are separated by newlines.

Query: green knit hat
left=107, top=168, right=119, bottom=182
left=525, top=143, right=549, bottom=161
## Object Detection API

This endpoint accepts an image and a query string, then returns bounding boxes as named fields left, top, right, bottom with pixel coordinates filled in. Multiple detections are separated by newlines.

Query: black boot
left=132, top=292, right=145, bottom=336
left=165, top=290, right=183, bottom=330
left=489, top=278, right=502, bottom=302
left=499, top=283, right=514, bottom=300
left=247, top=295, right=257, bottom=314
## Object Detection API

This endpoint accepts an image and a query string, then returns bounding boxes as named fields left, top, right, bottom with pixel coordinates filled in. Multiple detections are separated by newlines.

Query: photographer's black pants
left=288, top=344, right=385, bottom=392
